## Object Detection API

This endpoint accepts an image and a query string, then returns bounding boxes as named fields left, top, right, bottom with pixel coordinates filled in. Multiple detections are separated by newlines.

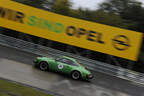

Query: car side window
left=58, top=58, right=78, bottom=66
left=58, top=58, right=69, bottom=63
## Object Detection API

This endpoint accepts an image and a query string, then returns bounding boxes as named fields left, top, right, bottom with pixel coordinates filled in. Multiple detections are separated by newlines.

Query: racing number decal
left=58, top=64, right=63, bottom=69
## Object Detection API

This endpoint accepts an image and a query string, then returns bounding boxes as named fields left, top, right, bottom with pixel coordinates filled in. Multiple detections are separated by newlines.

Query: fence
left=0, top=34, right=144, bottom=85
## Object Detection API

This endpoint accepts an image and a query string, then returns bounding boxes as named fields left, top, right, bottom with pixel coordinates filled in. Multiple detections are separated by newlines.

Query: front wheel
left=39, top=61, right=49, bottom=71
left=71, top=71, right=81, bottom=80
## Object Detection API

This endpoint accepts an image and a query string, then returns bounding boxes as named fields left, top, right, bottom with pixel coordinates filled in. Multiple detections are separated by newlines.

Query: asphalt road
left=0, top=45, right=144, bottom=96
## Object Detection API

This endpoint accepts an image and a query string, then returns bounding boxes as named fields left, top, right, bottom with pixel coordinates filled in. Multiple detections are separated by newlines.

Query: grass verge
left=0, top=79, right=53, bottom=96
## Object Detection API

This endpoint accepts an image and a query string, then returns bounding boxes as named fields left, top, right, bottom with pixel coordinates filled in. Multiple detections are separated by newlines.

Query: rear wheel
left=39, top=61, right=49, bottom=71
left=71, top=71, right=81, bottom=80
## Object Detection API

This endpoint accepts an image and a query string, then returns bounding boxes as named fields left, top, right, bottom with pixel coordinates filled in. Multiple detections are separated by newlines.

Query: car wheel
left=39, top=61, right=49, bottom=71
left=71, top=71, right=81, bottom=80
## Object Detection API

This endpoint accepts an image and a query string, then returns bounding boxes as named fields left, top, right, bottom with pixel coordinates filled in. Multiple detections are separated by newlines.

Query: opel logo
left=112, top=35, right=130, bottom=51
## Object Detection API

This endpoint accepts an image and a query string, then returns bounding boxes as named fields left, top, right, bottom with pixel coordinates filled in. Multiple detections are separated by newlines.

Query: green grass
left=0, top=79, right=53, bottom=96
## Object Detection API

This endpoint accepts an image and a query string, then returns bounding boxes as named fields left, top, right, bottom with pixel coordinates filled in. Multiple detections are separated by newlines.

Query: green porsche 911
left=33, top=56, right=93, bottom=80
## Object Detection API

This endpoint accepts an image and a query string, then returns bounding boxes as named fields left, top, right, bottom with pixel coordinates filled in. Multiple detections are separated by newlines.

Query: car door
left=49, top=59, right=59, bottom=71
left=56, top=58, right=72, bottom=73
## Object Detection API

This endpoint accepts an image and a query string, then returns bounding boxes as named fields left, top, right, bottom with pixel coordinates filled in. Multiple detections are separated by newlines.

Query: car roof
left=62, top=56, right=76, bottom=61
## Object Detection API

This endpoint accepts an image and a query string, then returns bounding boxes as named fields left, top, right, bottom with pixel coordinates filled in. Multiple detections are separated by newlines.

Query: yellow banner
left=0, top=0, right=143, bottom=61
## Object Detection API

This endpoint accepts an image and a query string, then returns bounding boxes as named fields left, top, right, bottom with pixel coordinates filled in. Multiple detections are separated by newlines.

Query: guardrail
left=0, top=34, right=144, bottom=85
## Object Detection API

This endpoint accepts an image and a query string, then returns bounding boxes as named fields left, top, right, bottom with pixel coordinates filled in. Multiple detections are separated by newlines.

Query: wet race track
left=0, top=45, right=144, bottom=96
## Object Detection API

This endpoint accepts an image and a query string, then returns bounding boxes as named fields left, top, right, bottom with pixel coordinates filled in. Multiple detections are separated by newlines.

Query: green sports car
left=33, top=56, right=93, bottom=80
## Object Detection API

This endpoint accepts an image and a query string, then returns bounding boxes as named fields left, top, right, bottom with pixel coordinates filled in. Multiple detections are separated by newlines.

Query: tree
left=99, top=0, right=144, bottom=31
left=120, top=4, right=144, bottom=32
left=99, top=0, right=142, bottom=14
left=51, top=0, right=72, bottom=16
left=91, top=10, right=131, bottom=28
left=12, top=0, right=55, bottom=10
left=70, top=9, right=130, bottom=29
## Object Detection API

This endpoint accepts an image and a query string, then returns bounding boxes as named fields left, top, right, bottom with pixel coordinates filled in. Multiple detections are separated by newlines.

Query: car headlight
left=86, top=74, right=94, bottom=79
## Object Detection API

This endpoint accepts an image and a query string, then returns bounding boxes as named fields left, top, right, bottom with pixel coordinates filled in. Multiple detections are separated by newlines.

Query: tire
left=39, top=61, right=49, bottom=71
left=71, top=71, right=81, bottom=80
